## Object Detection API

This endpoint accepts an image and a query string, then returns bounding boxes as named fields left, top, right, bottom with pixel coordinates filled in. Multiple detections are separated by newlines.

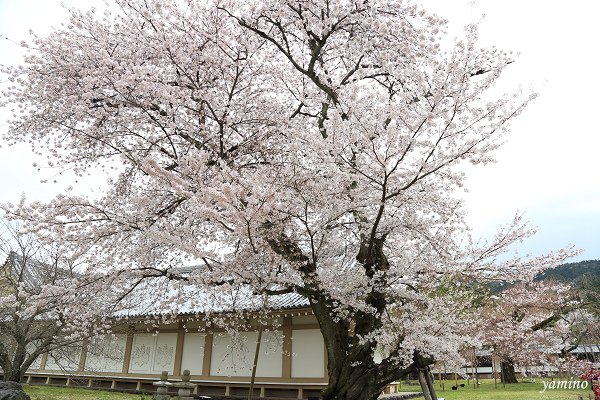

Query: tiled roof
left=113, top=274, right=310, bottom=318
left=572, top=344, right=600, bottom=353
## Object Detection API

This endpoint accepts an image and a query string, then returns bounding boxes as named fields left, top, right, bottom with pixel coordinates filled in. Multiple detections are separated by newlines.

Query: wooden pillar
left=424, top=367, right=438, bottom=400
left=173, top=321, right=186, bottom=376
left=78, top=338, right=89, bottom=372
left=39, top=352, right=48, bottom=370
left=122, top=325, right=135, bottom=374
left=323, top=337, right=328, bottom=378
left=418, top=369, right=432, bottom=400
left=282, top=316, right=292, bottom=379
left=249, top=323, right=264, bottom=400
left=202, top=333, right=214, bottom=377
left=492, top=354, right=498, bottom=389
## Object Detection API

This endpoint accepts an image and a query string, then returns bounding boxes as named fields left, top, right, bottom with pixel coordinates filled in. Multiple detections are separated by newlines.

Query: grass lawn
left=397, top=379, right=594, bottom=400
left=24, top=385, right=147, bottom=400
left=21, top=381, right=596, bottom=400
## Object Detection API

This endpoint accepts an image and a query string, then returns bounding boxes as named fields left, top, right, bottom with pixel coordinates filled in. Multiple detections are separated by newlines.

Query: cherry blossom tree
left=0, top=221, right=101, bottom=382
left=0, top=0, right=573, bottom=398
left=475, top=281, right=582, bottom=383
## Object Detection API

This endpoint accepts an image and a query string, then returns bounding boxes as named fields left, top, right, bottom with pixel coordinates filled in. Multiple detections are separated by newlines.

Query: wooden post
left=492, top=354, right=498, bottom=389
left=202, top=333, right=213, bottom=377
left=454, top=372, right=458, bottom=388
left=465, top=366, right=470, bottom=388
left=249, top=294, right=268, bottom=400
left=173, top=322, right=185, bottom=377
left=442, top=362, right=446, bottom=392
left=282, top=316, right=292, bottom=379
left=418, top=369, right=432, bottom=400
left=39, top=352, right=48, bottom=370
left=472, top=348, right=479, bottom=388
left=122, top=326, right=135, bottom=374
left=248, top=324, right=264, bottom=400
left=424, top=367, right=438, bottom=400
left=78, top=338, right=89, bottom=372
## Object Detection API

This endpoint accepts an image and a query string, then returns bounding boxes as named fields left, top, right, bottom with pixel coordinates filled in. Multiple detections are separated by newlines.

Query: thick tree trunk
left=1, top=342, right=39, bottom=383
left=500, top=359, right=518, bottom=384
left=4, top=343, right=28, bottom=383
left=322, top=366, right=387, bottom=400
left=310, top=291, right=415, bottom=400
left=269, top=229, right=419, bottom=400
left=2, top=366, right=25, bottom=383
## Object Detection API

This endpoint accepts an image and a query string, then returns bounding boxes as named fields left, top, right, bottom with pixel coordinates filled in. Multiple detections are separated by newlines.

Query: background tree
left=0, top=221, right=98, bottom=382
left=0, top=1, right=572, bottom=399
left=476, top=280, right=589, bottom=383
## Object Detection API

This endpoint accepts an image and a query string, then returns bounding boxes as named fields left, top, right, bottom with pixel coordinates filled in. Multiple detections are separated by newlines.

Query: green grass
left=397, top=379, right=594, bottom=400
left=24, top=385, right=147, bottom=400
left=22, top=380, right=596, bottom=400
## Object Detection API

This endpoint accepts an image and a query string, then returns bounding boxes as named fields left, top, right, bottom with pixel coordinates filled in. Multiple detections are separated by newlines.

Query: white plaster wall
left=85, top=334, right=126, bottom=372
left=152, top=333, right=177, bottom=373
left=25, top=343, right=42, bottom=370
left=28, top=355, right=42, bottom=370
left=180, top=333, right=205, bottom=375
left=256, top=331, right=283, bottom=377
left=291, top=329, right=324, bottom=378
left=129, top=334, right=154, bottom=373
left=210, top=331, right=283, bottom=377
left=129, top=333, right=177, bottom=374
left=45, top=345, right=82, bottom=371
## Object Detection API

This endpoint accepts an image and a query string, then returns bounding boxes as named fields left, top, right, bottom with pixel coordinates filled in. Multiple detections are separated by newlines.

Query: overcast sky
left=0, top=0, right=598, bottom=262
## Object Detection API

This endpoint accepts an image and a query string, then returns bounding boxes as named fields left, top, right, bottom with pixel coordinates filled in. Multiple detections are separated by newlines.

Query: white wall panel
left=45, top=345, right=82, bottom=372
left=129, top=333, right=176, bottom=374
left=85, top=334, right=126, bottom=372
left=256, top=331, right=283, bottom=377
left=291, top=329, right=324, bottom=378
left=210, top=331, right=283, bottom=377
left=129, top=334, right=154, bottom=373
left=152, top=333, right=177, bottom=373
left=181, top=333, right=205, bottom=375
left=28, top=355, right=42, bottom=370
left=211, top=332, right=253, bottom=377
left=25, top=343, right=42, bottom=370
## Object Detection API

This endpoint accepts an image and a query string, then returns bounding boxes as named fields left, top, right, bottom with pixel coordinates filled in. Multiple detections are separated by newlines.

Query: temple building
left=24, top=288, right=329, bottom=399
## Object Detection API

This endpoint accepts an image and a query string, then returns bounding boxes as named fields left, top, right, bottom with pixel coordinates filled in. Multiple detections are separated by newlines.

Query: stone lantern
left=172, top=369, right=197, bottom=400
left=152, top=370, right=173, bottom=400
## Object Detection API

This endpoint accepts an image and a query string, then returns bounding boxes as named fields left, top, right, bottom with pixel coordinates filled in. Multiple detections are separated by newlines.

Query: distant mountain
left=486, top=259, right=600, bottom=294
left=535, top=259, right=600, bottom=283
